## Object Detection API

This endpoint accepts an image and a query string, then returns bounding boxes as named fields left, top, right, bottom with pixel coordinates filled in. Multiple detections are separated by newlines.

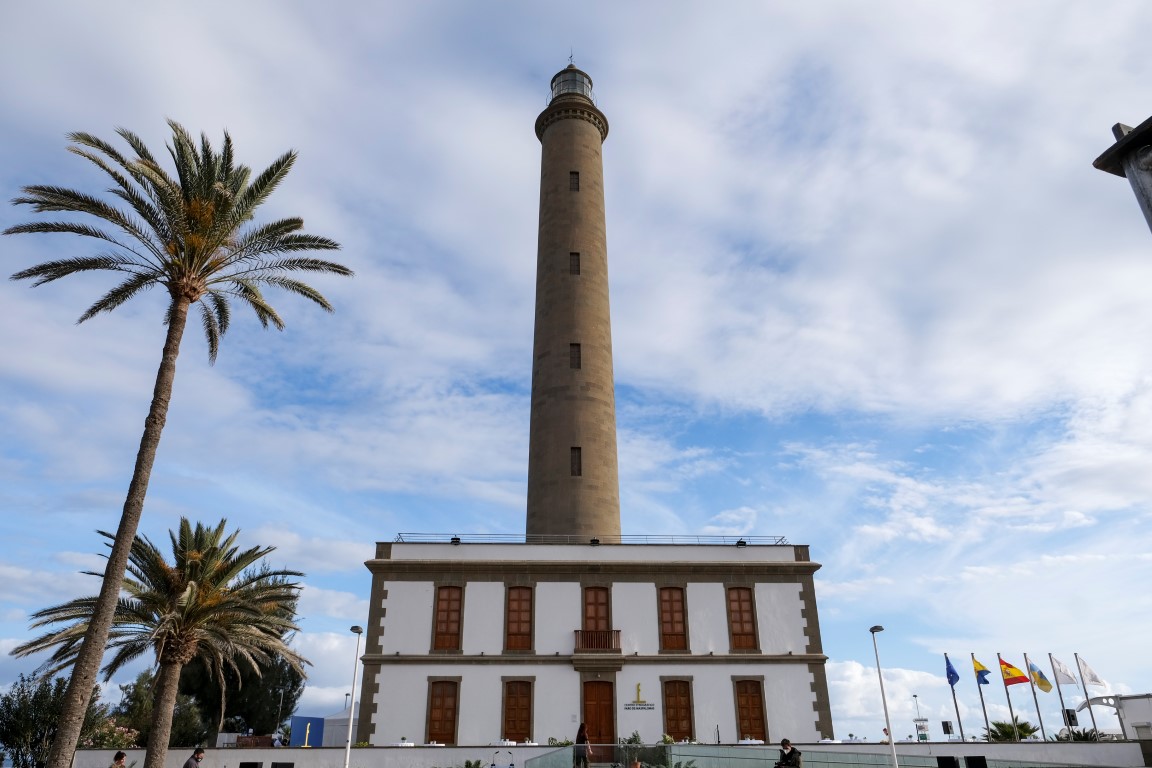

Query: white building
left=354, top=538, right=832, bottom=746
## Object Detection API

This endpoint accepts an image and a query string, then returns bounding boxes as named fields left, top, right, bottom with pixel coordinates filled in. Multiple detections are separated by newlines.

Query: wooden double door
left=582, top=680, right=615, bottom=749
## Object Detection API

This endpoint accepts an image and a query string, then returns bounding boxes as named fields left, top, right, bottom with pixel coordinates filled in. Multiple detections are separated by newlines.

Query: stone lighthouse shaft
left=525, top=65, right=622, bottom=540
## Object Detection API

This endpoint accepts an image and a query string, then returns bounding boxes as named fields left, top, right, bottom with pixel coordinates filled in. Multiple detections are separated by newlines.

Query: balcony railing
left=574, top=629, right=621, bottom=652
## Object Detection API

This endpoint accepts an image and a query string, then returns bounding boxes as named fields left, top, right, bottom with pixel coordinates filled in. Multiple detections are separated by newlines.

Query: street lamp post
left=870, top=626, right=899, bottom=768
left=343, top=625, right=364, bottom=768
left=275, top=689, right=284, bottom=742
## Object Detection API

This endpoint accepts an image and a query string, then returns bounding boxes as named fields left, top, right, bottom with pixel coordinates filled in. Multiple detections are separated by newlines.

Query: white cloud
left=3, top=0, right=1152, bottom=739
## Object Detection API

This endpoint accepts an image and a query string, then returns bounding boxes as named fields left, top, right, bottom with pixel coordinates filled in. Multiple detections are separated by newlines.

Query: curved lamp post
left=343, top=625, right=364, bottom=768
left=870, top=625, right=899, bottom=768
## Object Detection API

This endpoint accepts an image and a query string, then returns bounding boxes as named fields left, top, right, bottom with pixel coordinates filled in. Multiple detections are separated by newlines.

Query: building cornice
left=365, top=559, right=820, bottom=580
left=535, top=101, right=609, bottom=142
left=362, top=652, right=829, bottom=666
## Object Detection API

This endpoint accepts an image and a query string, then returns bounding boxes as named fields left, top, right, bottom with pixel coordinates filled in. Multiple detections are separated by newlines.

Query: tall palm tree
left=13, top=518, right=308, bottom=768
left=4, top=120, right=351, bottom=768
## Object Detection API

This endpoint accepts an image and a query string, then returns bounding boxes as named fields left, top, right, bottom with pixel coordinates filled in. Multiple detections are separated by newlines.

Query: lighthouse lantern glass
left=551, top=70, right=593, bottom=102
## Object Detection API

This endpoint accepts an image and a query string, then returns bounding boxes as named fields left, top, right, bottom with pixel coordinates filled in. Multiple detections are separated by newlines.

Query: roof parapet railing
left=394, top=533, right=788, bottom=545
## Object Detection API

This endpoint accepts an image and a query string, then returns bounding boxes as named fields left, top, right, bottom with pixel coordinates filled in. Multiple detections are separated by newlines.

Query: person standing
left=109, top=751, right=127, bottom=768
left=776, top=739, right=802, bottom=768
left=573, top=723, right=594, bottom=768
left=182, top=748, right=205, bottom=768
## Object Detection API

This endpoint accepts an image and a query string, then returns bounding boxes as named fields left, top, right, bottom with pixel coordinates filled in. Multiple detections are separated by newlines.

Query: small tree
left=0, top=676, right=105, bottom=768
left=79, top=716, right=139, bottom=750
left=116, top=671, right=208, bottom=748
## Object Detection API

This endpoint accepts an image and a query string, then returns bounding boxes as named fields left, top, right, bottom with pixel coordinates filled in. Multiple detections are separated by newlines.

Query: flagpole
left=1023, top=653, right=1046, bottom=740
left=972, top=653, right=991, bottom=739
left=997, top=654, right=1021, bottom=741
left=1074, top=653, right=1100, bottom=735
left=1049, top=654, right=1072, bottom=738
left=945, top=653, right=966, bottom=741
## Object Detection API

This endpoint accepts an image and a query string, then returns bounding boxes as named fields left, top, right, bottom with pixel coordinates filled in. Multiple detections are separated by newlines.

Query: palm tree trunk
left=144, top=661, right=186, bottom=768
left=46, top=295, right=192, bottom=768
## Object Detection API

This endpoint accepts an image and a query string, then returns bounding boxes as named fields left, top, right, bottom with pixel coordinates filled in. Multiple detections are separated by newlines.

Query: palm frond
left=229, top=280, right=285, bottom=330
left=257, top=276, right=334, bottom=311
left=232, top=151, right=296, bottom=224
left=199, top=301, right=221, bottom=364
left=77, top=273, right=160, bottom=323
left=68, top=131, right=150, bottom=189
left=232, top=255, right=352, bottom=279
left=207, top=291, right=231, bottom=336
left=109, top=127, right=160, bottom=168
left=229, top=218, right=304, bottom=254
left=229, top=233, right=344, bottom=265
left=11, top=254, right=147, bottom=286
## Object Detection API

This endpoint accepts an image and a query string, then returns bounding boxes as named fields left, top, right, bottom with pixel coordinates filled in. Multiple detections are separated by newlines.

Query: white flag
left=1078, top=656, right=1106, bottom=687
left=1050, top=656, right=1078, bottom=685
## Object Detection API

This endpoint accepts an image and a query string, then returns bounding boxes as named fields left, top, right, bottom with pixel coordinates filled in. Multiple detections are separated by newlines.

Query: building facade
left=354, top=65, right=833, bottom=748
left=356, top=540, right=832, bottom=745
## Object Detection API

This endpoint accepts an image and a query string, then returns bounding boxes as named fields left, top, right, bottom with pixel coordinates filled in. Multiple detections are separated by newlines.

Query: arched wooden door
left=583, top=680, right=615, bottom=750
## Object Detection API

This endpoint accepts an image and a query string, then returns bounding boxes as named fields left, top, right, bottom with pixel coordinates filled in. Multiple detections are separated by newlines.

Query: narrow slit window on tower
left=569, top=171, right=580, bottom=191
left=570, top=447, right=582, bottom=477
left=569, top=252, right=581, bottom=275
left=570, top=343, right=582, bottom=369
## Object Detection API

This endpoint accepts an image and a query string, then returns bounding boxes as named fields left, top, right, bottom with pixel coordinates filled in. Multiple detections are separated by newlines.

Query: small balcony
left=574, top=629, right=621, bottom=653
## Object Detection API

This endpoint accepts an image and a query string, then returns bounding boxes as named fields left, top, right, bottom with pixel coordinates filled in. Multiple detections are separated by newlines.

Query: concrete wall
left=74, top=740, right=1151, bottom=768
left=74, top=746, right=551, bottom=768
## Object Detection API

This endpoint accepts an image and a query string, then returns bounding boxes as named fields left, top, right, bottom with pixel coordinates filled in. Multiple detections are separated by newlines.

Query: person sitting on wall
left=775, top=739, right=802, bottom=768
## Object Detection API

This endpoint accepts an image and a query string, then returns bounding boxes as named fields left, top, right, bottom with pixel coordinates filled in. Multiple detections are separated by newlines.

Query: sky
left=1, top=0, right=1150, bottom=745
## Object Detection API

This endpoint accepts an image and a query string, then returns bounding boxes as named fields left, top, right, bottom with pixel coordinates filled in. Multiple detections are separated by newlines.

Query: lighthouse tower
left=526, top=65, right=621, bottom=540
left=357, top=66, right=834, bottom=749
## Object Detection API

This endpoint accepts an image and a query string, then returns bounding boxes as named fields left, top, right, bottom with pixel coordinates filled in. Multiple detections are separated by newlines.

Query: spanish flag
left=1000, top=657, right=1029, bottom=685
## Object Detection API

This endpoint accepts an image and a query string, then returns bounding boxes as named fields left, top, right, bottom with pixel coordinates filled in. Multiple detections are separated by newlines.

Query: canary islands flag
left=973, top=657, right=991, bottom=685
left=1028, top=661, right=1053, bottom=693
left=1000, top=657, right=1029, bottom=685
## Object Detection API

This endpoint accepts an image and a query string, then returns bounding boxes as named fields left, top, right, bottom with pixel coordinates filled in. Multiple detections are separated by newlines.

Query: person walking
left=573, top=723, right=594, bottom=768
left=182, top=748, right=205, bottom=768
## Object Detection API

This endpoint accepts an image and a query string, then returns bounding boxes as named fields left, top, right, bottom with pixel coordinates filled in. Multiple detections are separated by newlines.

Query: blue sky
left=2, top=1, right=1150, bottom=743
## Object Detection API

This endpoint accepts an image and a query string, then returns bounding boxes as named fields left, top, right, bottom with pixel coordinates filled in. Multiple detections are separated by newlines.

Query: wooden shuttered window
left=659, top=587, right=688, bottom=651
left=433, top=585, right=462, bottom=651
left=505, top=586, right=533, bottom=651
left=726, top=586, right=757, bottom=651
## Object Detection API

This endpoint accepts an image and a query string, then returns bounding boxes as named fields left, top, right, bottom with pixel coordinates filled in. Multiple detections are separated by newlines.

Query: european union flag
left=946, top=655, right=960, bottom=687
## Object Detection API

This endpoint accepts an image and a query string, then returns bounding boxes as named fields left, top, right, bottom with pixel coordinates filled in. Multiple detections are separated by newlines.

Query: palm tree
left=4, top=120, right=351, bottom=768
left=984, top=716, right=1039, bottom=742
left=13, top=518, right=307, bottom=768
